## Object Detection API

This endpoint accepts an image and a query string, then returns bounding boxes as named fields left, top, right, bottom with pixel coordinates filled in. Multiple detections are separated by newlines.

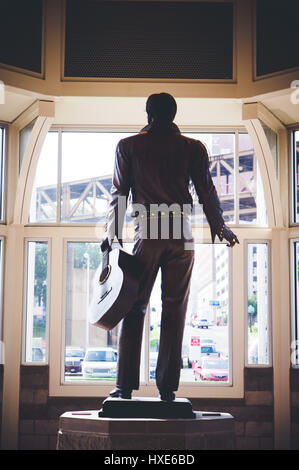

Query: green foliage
left=33, top=242, right=102, bottom=309
left=248, top=325, right=258, bottom=337
left=150, top=327, right=160, bottom=350
left=33, top=325, right=46, bottom=340
left=71, top=242, right=102, bottom=270
left=248, top=293, right=257, bottom=331
left=34, top=243, right=48, bottom=308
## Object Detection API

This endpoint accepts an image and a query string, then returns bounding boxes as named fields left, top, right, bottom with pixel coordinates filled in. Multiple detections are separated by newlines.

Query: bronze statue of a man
left=104, top=93, right=239, bottom=401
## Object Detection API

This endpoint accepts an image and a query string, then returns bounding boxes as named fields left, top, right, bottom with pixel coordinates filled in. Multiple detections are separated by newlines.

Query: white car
left=82, top=347, right=117, bottom=378
left=196, top=318, right=210, bottom=329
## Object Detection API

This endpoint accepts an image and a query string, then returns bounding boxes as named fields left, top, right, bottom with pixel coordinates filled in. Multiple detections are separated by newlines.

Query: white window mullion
left=57, top=128, right=62, bottom=224
left=235, top=131, right=239, bottom=225
left=0, top=237, right=5, bottom=363
left=290, top=239, right=299, bottom=367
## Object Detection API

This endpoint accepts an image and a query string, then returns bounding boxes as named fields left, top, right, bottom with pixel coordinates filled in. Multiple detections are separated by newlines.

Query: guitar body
left=89, top=248, right=140, bottom=331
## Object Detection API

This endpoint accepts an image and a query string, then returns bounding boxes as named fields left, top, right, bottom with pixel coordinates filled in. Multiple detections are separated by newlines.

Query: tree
left=248, top=293, right=257, bottom=331
left=34, top=243, right=48, bottom=308
left=72, top=242, right=101, bottom=270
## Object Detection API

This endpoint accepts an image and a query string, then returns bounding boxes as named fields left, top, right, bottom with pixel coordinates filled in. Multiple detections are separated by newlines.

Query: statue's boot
left=109, top=386, right=132, bottom=399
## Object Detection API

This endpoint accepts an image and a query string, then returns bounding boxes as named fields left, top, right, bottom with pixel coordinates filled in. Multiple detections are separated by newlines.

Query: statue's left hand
left=219, top=226, right=240, bottom=247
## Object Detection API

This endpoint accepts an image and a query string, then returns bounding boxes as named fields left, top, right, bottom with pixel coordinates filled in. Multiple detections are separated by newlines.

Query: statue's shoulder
left=184, top=135, right=206, bottom=150
left=120, top=131, right=146, bottom=144
left=180, top=133, right=202, bottom=148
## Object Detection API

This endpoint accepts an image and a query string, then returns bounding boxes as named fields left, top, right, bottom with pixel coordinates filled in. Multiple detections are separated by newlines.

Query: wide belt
left=131, top=208, right=192, bottom=220
left=132, top=210, right=192, bottom=241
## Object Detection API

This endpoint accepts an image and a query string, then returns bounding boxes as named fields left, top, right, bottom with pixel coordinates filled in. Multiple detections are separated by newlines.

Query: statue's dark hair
left=146, top=93, right=177, bottom=122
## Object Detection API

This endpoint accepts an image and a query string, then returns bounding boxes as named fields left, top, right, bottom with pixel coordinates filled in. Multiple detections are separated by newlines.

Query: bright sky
left=61, top=132, right=133, bottom=183
left=35, top=131, right=133, bottom=187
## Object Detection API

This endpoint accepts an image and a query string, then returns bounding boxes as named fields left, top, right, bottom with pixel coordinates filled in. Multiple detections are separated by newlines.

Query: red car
left=65, top=347, right=85, bottom=375
left=194, top=358, right=228, bottom=381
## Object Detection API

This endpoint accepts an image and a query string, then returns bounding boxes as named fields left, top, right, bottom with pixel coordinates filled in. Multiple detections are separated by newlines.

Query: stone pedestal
left=57, top=409, right=235, bottom=450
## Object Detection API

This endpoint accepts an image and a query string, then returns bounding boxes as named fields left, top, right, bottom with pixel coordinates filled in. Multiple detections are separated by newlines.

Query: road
left=183, top=324, right=229, bottom=356
left=180, top=324, right=229, bottom=382
left=65, top=324, right=229, bottom=384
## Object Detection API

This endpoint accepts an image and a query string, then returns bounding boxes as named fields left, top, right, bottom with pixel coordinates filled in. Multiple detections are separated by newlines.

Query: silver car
left=82, top=347, right=117, bottom=379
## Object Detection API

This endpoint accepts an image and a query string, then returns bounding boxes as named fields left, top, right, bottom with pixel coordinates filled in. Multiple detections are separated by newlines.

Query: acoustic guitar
left=88, top=239, right=141, bottom=331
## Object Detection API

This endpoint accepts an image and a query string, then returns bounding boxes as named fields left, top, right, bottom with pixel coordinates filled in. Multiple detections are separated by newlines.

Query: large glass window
left=246, top=242, right=271, bottom=365
left=24, top=241, right=49, bottom=363
left=30, top=129, right=267, bottom=227
left=293, top=130, right=299, bottom=223
left=291, top=240, right=299, bottom=367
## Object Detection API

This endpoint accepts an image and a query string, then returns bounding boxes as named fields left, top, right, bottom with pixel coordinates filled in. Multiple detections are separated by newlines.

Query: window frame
left=60, top=235, right=234, bottom=390
left=0, top=236, right=5, bottom=364
left=21, top=237, right=51, bottom=366
left=27, top=125, right=269, bottom=229
left=0, top=122, right=8, bottom=225
left=44, top=226, right=271, bottom=399
left=0, top=122, right=7, bottom=364
left=244, top=238, right=273, bottom=368
left=290, top=238, right=299, bottom=369
left=290, top=128, right=299, bottom=226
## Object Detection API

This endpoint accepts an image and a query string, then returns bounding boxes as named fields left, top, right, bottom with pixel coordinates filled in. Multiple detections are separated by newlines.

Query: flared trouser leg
left=156, top=241, right=194, bottom=392
left=116, top=239, right=161, bottom=390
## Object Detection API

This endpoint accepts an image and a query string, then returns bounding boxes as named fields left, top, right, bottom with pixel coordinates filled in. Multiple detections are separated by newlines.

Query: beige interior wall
left=53, top=97, right=244, bottom=127
left=0, top=0, right=298, bottom=106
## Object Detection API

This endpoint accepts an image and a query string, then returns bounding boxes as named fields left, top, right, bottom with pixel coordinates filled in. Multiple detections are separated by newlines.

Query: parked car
left=200, top=345, right=219, bottom=357
left=82, top=347, right=117, bottom=378
left=65, top=347, right=85, bottom=374
left=189, top=344, right=219, bottom=368
left=196, top=318, right=210, bottom=329
left=192, top=317, right=211, bottom=328
left=194, top=358, right=228, bottom=381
